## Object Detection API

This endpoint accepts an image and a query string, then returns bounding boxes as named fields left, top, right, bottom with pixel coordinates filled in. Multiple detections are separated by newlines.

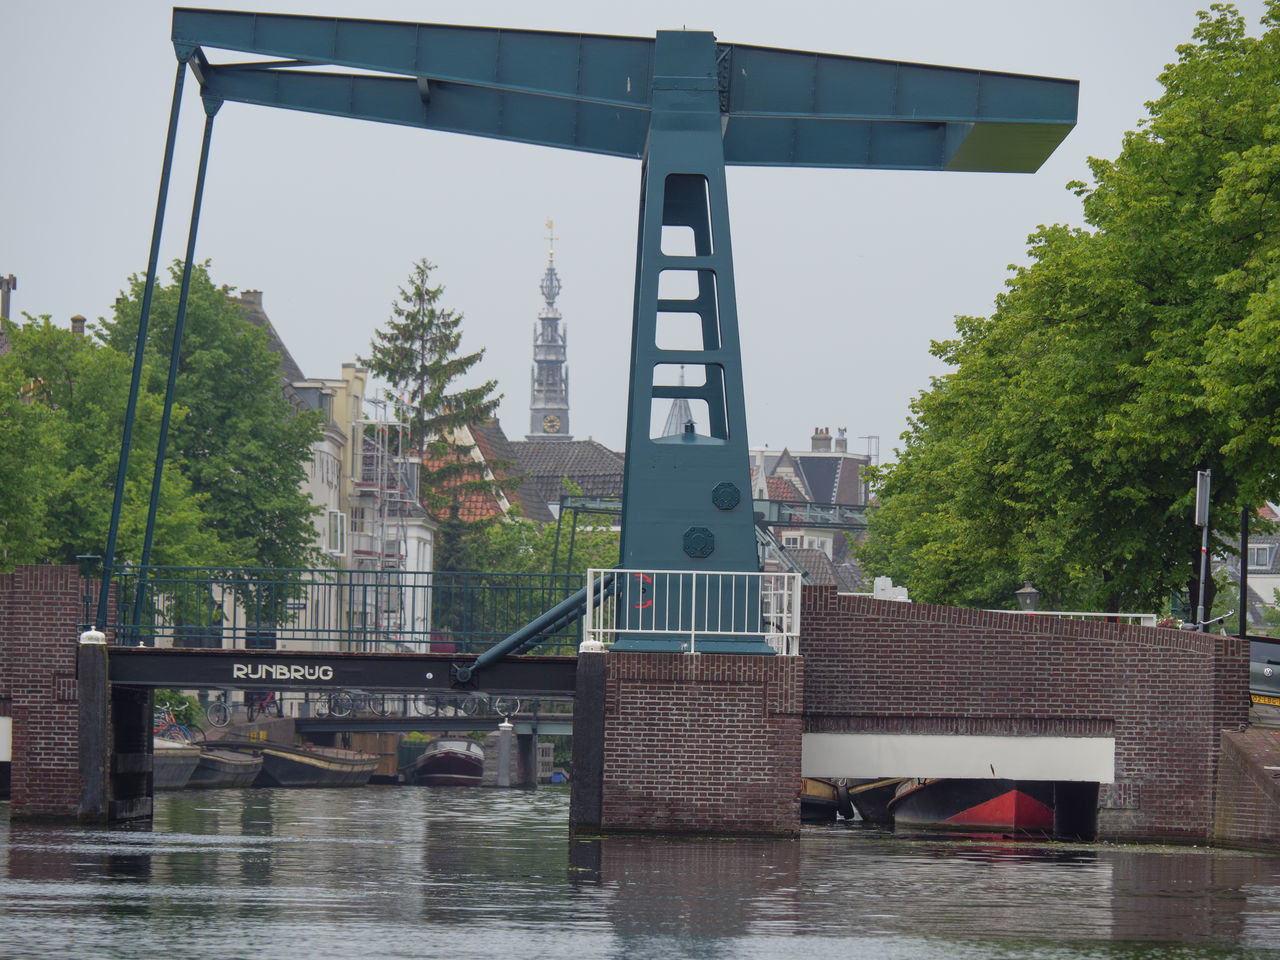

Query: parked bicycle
left=247, top=690, right=283, bottom=722
left=154, top=701, right=200, bottom=742
left=409, top=693, right=517, bottom=717
left=314, top=690, right=391, bottom=718
left=205, top=692, right=231, bottom=728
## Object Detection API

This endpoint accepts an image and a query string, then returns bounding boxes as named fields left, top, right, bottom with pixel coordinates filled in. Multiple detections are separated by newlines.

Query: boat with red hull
left=888, top=778, right=1055, bottom=834
left=402, top=737, right=485, bottom=786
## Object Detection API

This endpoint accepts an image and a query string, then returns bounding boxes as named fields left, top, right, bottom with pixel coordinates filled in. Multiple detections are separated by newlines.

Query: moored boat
left=228, top=743, right=377, bottom=788
left=800, top=777, right=855, bottom=822
left=847, top=777, right=909, bottom=825
left=888, top=778, right=1054, bottom=834
left=402, top=736, right=485, bottom=786
left=187, top=748, right=263, bottom=789
left=153, top=738, right=202, bottom=790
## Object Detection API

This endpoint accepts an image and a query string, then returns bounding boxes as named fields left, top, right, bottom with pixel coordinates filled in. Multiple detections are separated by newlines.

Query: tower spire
left=528, top=220, right=571, bottom=441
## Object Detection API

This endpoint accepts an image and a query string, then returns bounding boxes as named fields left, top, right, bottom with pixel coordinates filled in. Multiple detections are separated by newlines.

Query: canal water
left=4, top=787, right=1280, bottom=959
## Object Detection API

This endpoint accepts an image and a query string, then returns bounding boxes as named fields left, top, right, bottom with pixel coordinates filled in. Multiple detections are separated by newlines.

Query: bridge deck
left=108, top=647, right=576, bottom=696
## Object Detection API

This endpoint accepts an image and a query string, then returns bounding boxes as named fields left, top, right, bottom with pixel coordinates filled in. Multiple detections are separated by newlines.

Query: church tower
left=527, top=220, right=572, bottom=441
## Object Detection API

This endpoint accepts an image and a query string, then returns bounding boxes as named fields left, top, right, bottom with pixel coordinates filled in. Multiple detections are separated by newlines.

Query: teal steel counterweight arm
left=451, top=573, right=614, bottom=685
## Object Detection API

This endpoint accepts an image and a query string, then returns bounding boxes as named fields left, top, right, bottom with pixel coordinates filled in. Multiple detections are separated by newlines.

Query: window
left=327, top=510, right=348, bottom=557
left=1248, top=543, right=1273, bottom=570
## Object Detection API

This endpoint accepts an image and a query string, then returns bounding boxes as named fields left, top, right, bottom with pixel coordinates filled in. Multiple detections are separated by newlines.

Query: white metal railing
left=992, top=609, right=1159, bottom=628
left=585, top=568, right=802, bottom=655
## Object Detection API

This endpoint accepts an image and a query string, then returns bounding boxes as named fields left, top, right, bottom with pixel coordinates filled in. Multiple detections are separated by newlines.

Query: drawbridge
left=97, top=10, right=1077, bottom=674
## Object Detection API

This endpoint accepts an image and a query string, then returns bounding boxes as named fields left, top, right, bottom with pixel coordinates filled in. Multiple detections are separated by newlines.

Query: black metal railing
left=92, top=566, right=583, bottom=655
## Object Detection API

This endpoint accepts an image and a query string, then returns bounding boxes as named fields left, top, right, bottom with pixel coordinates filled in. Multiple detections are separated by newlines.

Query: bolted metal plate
left=711, top=481, right=741, bottom=511
left=683, top=526, right=716, bottom=558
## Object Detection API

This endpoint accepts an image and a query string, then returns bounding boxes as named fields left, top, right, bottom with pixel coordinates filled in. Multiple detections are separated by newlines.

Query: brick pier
left=575, top=651, right=803, bottom=836
left=1, top=566, right=85, bottom=819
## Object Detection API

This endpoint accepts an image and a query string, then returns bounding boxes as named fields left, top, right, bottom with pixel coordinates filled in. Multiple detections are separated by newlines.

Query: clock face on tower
left=542, top=414, right=562, bottom=433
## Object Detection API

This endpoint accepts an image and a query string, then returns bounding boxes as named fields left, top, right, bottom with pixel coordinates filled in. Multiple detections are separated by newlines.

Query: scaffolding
left=348, top=398, right=430, bottom=649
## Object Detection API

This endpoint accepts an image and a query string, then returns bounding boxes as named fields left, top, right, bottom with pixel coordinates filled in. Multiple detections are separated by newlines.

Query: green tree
left=860, top=3, right=1280, bottom=614
left=360, top=259, right=508, bottom=520
left=99, top=262, right=322, bottom=570
left=466, top=500, right=619, bottom=578
left=0, top=316, right=221, bottom=571
left=427, top=480, right=618, bottom=649
left=0, top=320, right=60, bottom=566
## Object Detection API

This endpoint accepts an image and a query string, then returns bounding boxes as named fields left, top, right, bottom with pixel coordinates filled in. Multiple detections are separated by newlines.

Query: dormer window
left=1248, top=543, right=1274, bottom=570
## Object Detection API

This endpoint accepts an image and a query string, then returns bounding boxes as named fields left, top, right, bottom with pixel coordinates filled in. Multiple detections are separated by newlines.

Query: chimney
left=70, top=315, right=86, bottom=337
left=811, top=426, right=831, bottom=452
left=241, top=290, right=264, bottom=309
left=835, top=427, right=847, bottom=453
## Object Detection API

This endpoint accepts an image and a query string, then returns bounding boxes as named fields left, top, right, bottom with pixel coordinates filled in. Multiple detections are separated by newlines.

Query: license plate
left=1252, top=694, right=1280, bottom=706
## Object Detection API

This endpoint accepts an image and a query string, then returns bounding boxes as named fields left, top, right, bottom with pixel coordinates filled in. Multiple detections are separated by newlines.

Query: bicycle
left=205, top=693, right=231, bottom=728
left=154, top=702, right=200, bottom=742
left=325, top=690, right=356, bottom=718
left=247, top=691, right=283, bottom=722
left=408, top=693, right=484, bottom=717
left=362, top=692, right=391, bottom=717
left=492, top=696, right=521, bottom=716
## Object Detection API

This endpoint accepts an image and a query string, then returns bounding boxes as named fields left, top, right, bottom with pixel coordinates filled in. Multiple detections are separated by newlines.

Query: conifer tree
left=361, top=259, right=509, bottom=523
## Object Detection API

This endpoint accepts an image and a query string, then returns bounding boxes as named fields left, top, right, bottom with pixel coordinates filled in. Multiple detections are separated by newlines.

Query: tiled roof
left=789, top=548, right=838, bottom=585
left=471, top=421, right=556, bottom=524
left=793, top=455, right=839, bottom=503
left=422, top=444, right=505, bottom=524
left=235, top=290, right=307, bottom=385
left=766, top=475, right=802, bottom=501
left=508, top=439, right=625, bottom=505
left=421, top=422, right=518, bottom=523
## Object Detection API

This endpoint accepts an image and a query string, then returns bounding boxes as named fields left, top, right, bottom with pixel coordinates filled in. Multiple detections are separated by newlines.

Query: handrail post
left=689, top=572, right=698, bottom=656
left=792, top=573, right=803, bottom=653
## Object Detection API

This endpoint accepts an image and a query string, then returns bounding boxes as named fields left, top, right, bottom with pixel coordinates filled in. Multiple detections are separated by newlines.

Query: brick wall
left=2, top=565, right=83, bottom=818
left=1214, top=729, right=1280, bottom=850
left=602, top=652, right=803, bottom=835
left=800, top=587, right=1249, bottom=842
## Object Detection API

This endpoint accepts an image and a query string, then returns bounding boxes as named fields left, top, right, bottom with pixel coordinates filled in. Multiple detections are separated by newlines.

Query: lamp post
left=1015, top=581, right=1041, bottom=612
left=1195, top=470, right=1211, bottom=632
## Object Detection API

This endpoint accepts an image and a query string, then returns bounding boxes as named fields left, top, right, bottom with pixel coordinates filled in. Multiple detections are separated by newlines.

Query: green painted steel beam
left=109, top=646, right=577, bottom=695
left=154, top=9, right=1078, bottom=656
left=172, top=8, right=1077, bottom=171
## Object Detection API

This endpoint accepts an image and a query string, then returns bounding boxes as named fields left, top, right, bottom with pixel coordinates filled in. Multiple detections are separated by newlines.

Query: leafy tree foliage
left=428, top=501, right=619, bottom=651
left=0, top=316, right=221, bottom=571
left=860, top=3, right=1280, bottom=613
left=467, top=502, right=619, bottom=578
left=360, top=259, right=507, bottom=520
left=99, top=262, right=322, bottom=570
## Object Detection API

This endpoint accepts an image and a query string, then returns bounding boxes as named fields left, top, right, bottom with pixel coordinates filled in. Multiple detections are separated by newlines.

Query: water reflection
left=3, top=790, right=1280, bottom=958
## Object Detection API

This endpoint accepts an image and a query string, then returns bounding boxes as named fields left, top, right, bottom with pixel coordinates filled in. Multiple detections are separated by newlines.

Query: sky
left=3, top=0, right=1271, bottom=462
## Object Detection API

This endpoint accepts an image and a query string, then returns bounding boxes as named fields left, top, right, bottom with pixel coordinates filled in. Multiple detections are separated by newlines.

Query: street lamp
left=1015, top=581, right=1041, bottom=612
